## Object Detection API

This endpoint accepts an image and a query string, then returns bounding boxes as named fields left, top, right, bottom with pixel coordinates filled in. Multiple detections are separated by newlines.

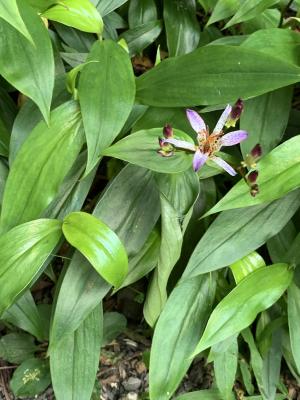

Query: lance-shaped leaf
left=0, top=0, right=54, bottom=123
left=0, top=0, right=33, bottom=43
left=62, top=212, right=128, bottom=288
left=182, top=190, right=300, bottom=279
left=50, top=306, right=102, bottom=400
left=0, top=101, right=84, bottom=233
left=192, top=264, right=293, bottom=355
left=206, top=0, right=239, bottom=26
left=230, top=251, right=266, bottom=284
left=102, top=128, right=194, bottom=173
left=204, top=136, right=300, bottom=216
left=78, top=39, right=135, bottom=175
left=288, top=281, right=300, bottom=374
left=42, top=0, right=103, bottom=34
left=136, top=45, right=300, bottom=107
left=0, top=219, right=62, bottom=317
left=175, top=390, right=223, bottom=400
left=150, top=274, right=216, bottom=400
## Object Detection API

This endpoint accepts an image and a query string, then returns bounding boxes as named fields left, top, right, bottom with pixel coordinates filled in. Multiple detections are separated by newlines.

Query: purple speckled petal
left=186, top=109, right=206, bottom=133
left=164, top=138, right=196, bottom=152
left=211, top=156, right=237, bottom=176
left=213, top=104, right=232, bottom=133
left=219, top=130, right=248, bottom=146
left=193, top=149, right=208, bottom=172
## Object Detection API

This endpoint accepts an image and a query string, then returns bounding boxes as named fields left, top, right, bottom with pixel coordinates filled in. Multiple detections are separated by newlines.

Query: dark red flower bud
left=247, top=170, right=258, bottom=184
left=250, top=183, right=259, bottom=197
left=163, top=124, right=173, bottom=138
left=231, top=98, right=244, bottom=120
left=250, top=144, right=262, bottom=159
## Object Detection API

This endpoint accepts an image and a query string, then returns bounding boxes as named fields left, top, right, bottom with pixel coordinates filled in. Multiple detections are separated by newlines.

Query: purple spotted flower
left=159, top=105, right=248, bottom=176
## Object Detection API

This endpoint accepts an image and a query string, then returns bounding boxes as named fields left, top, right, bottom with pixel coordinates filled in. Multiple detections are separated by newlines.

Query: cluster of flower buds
left=240, top=144, right=262, bottom=197
left=157, top=124, right=175, bottom=157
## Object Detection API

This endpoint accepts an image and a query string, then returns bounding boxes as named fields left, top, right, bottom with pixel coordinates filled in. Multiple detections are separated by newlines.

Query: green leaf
left=78, top=39, right=135, bottom=175
left=42, top=0, right=103, bottom=34
left=0, top=101, right=84, bottom=233
left=120, top=20, right=162, bottom=57
left=213, top=337, right=238, bottom=400
left=182, top=191, right=300, bottom=279
left=240, top=86, right=293, bottom=157
left=102, top=312, right=127, bottom=346
left=0, top=159, right=8, bottom=206
left=149, top=274, right=216, bottom=400
left=0, top=0, right=33, bottom=43
left=262, top=329, right=282, bottom=400
left=128, top=0, right=157, bottom=28
left=204, top=136, right=300, bottom=216
left=102, top=128, right=194, bottom=173
left=267, top=221, right=297, bottom=263
left=0, top=219, right=62, bottom=316
left=0, top=0, right=54, bottom=122
left=136, top=45, right=300, bottom=107
left=288, top=281, right=300, bottom=374
left=50, top=306, right=102, bottom=400
left=225, top=0, right=279, bottom=28
left=164, top=0, right=200, bottom=57
left=239, top=358, right=255, bottom=395
left=96, top=0, right=128, bottom=16
left=175, top=390, right=223, bottom=400
left=193, top=264, right=293, bottom=354
left=10, top=358, right=51, bottom=398
left=207, top=0, right=239, bottom=26
left=230, top=251, right=266, bottom=284
left=62, top=211, right=128, bottom=288
left=0, top=333, right=37, bottom=364
left=2, top=291, right=47, bottom=341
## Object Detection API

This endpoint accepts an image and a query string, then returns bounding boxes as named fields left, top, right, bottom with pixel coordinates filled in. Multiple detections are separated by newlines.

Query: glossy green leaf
left=0, top=0, right=33, bottom=42
left=175, top=390, right=222, bottom=400
left=204, top=137, right=300, bottom=216
left=50, top=306, right=102, bottom=400
left=0, top=219, right=61, bottom=317
left=54, top=21, right=95, bottom=52
left=182, top=190, right=300, bottom=279
left=230, top=251, right=266, bottom=283
left=120, top=20, right=162, bottom=57
left=78, top=39, right=135, bottom=175
left=102, top=128, right=194, bottom=173
left=102, top=312, right=127, bottom=346
left=267, top=221, right=297, bottom=264
left=0, top=101, right=84, bottom=233
left=239, top=358, right=255, bottom=395
left=0, top=0, right=54, bottom=122
left=62, top=211, right=128, bottom=288
left=207, top=0, right=239, bottom=26
left=225, top=0, right=279, bottom=28
left=2, top=291, right=47, bottom=340
left=0, top=333, right=37, bottom=364
left=213, top=337, right=238, bottom=400
left=43, top=0, right=103, bottom=34
left=288, top=281, right=300, bottom=374
left=128, top=0, right=157, bottom=28
left=240, top=86, right=293, bottom=157
left=164, top=0, right=200, bottom=57
left=136, top=45, right=300, bottom=107
left=150, top=274, right=216, bottom=400
left=262, top=329, right=282, bottom=400
left=0, top=159, right=8, bottom=206
left=96, top=0, right=128, bottom=16
left=193, top=264, right=293, bottom=354
left=10, top=358, right=51, bottom=398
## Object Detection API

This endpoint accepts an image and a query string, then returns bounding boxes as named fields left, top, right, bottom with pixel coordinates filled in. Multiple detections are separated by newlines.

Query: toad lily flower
left=158, top=105, right=248, bottom=176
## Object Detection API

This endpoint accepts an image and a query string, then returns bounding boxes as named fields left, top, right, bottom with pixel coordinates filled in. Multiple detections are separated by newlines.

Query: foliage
left=0, top=0, right=300, bottom=399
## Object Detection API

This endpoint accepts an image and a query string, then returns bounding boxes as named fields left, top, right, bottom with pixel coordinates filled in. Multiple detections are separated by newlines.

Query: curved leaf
left=193, top=264, right=293, bottom=355
left=230, top=251, right=266, bottom=283
left=0, top=101, right=84, bottom=233
left=42, top=0, right=103, bottom=33
left=78, top=39, right=135, bottom=175
left=136, top=45, right=300, bottom=107
left=62, top=211, right=128, bottom=288
left=0, top=0, right=54, bottom=122
left=102, top=128, right=194, bottom=173
left=0, top=0, right=33, bottom=42
left=0, top=219, right=62, bottom=316
left=288, top=282, right=300, bottom=374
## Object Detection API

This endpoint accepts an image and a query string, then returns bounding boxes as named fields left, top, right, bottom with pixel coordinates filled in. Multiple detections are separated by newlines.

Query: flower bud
left=250, top=183, right=259, bottom=197
left=225, top=99, right=244, bottom=128
left=163, top=124, right=173, bottom=138
left=250, top=143, right=262, bottom=159
left=247, top=170, right=258, bottom=184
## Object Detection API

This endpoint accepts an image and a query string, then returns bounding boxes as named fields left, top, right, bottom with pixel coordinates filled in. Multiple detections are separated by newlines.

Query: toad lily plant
left=158, top=104, right=248, bottom=176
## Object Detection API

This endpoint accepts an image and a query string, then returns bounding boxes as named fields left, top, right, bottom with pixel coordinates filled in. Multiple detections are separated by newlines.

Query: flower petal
left=219, top=130, right=248, bottom=146
left=164, top=138, right=196, bottom=152
left=213, top=104, right=232, bottom=133
left=211, top=156, right=236, bottom=176
left=193, top=149, right=208, bottom=172
left=186, top=109, right=206, bottom=133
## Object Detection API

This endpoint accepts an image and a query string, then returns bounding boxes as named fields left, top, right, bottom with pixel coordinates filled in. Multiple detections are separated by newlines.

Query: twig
left=0, top=366, right=17, bottom=370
